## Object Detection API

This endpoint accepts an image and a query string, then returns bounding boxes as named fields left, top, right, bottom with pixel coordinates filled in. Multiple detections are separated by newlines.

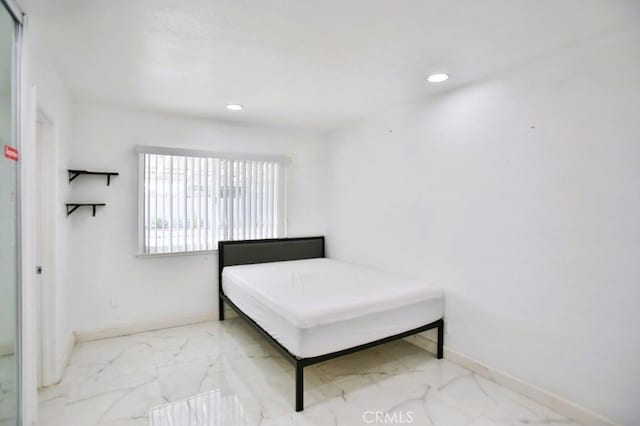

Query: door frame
left=1, top=0, right=21, bottom=24
left=34, top=107, right=58, bottom=388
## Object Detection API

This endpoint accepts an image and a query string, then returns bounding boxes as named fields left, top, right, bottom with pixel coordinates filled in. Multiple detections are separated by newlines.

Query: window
left=138, top=147, right=287, bottom=254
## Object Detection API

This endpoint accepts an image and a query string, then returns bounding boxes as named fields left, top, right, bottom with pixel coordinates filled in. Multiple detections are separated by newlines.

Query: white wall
left=21, top=15, right=75, bottom=425
left=67, top=103, right=326, bottom=336
left=324, top=26, right=640, bottom=425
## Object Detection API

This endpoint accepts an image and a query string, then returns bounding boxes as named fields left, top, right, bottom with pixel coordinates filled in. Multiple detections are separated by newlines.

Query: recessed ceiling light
left=427, top=73, right=449, bottom=83
left=226, top=104, right=244, bottom=111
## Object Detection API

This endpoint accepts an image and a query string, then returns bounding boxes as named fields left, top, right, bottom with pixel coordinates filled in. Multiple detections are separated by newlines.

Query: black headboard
left=218, top=236, right=325, bottom=296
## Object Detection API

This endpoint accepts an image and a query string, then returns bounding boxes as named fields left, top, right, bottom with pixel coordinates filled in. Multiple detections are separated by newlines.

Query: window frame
left=136, top=145, right=289, bottom=257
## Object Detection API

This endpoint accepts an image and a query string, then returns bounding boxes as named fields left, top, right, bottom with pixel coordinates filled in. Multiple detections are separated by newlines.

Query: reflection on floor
left=39, top=319, right=579, bottom=425
left=0, top=353, right=17, bottom=426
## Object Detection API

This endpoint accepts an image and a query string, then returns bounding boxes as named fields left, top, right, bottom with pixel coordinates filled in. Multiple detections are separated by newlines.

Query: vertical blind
left=140, top=151, right=286, bottom=254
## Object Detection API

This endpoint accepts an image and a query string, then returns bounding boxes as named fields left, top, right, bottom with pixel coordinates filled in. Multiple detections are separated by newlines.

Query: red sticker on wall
left=4, top=145, right=18, bottom=161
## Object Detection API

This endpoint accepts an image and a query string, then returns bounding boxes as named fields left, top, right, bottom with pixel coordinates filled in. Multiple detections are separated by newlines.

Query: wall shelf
left=68, top=169, right=119, bottom=186
left=66, top=203, right=106, bottom=217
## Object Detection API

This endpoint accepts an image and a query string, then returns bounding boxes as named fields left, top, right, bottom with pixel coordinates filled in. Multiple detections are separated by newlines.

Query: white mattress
left=222, top=258, right=443, bottom=358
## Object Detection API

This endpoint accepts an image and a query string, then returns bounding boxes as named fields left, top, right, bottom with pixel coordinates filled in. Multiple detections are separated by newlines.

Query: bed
left=218, top=236, right=444, bottom=411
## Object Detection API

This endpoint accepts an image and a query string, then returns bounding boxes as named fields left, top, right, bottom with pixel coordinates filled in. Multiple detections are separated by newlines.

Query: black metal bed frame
left=218, top=236, right=444, bottom=412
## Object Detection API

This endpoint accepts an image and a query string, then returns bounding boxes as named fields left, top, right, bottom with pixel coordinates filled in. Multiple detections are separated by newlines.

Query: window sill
left=136, top=249, right=218, bottom=259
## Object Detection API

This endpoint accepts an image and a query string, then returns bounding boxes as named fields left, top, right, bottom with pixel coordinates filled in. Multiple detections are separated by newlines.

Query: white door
left=35, top=111, right=56, bottom=388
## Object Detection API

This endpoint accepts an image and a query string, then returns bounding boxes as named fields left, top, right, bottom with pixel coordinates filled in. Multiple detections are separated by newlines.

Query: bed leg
left=219, top=297, right=225, bottom=321
left=437, top=319, right=444, bottom=359
left=295, top=363, right=304, bottom=412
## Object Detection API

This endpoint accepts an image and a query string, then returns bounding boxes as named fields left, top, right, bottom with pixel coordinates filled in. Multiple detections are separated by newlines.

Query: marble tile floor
left=0, top=354, right=18, bottom=426
left=39, top=319, right=580, bottom=426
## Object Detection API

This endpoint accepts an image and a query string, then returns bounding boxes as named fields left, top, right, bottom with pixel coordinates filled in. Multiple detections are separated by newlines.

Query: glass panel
left=0, top=2, right=18, bottom=425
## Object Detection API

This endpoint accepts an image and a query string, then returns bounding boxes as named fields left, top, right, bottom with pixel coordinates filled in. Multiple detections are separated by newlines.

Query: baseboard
left=41, top=331, right=76, bottom=388
left=404, top=332, right=438, bottom=355
left=61, top=331, right=75, bottom=375
left=75, top=313, right=218, bottom=343
left=404, top=335, right=617, bottom=426
left=224, top=305, right=238, bottom=319
left=0, top=342, right=15, bottom=357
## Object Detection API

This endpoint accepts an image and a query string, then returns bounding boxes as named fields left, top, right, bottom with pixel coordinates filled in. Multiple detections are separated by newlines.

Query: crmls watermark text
left=362, top=411, right=414, bottom=424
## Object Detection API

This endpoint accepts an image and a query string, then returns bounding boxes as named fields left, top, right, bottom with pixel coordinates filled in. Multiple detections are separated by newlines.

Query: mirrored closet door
left=0, top=0, right=20, bottom=424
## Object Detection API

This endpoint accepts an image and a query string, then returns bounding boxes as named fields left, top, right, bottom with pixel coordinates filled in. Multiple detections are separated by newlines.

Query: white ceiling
left=18, top=0, right=640, bottom=130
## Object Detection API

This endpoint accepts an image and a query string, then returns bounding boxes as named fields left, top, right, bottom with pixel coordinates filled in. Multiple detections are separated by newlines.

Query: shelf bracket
left=66, top=204, right=80, bottom=216
left=68, top=169, right=119, bottom=186
left=65, top=203, right=106, bottom=217
left=68, top=170, right=82, bottom=183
